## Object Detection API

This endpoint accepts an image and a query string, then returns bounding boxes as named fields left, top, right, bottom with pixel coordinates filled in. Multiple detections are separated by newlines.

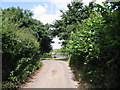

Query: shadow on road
left=43, top=58, right=68, bottom=61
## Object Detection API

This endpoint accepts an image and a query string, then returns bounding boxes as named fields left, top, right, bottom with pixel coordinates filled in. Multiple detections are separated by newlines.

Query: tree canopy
left=2, top=7, right=52, bottom=89
left=53, top=1, right=120, bottom=88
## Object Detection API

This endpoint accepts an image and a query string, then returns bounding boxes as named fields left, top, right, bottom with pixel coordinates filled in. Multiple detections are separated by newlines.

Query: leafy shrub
left=53, top=1, right=120, bottom=88
left=2, top=7, right=52, bottom=89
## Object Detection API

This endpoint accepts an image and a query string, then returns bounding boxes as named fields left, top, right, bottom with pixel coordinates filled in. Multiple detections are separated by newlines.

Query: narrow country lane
left=22, top=59, right=78, bottom=88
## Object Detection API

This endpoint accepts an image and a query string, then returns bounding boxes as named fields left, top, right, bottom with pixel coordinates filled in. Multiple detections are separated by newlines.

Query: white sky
left=51, top=36, right=63, bottom=49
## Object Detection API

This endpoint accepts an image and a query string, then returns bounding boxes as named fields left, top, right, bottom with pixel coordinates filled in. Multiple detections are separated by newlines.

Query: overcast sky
left=2, top=0, right=106, bottom=49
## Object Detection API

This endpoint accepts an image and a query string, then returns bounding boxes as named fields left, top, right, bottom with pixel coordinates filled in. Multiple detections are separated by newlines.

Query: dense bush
left=53, top=1, right=120, bottom=88
left=2, top=7, right=52, bottom=89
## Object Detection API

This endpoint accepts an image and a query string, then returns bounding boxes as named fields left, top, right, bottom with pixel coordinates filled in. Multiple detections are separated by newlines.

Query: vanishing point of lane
left=22, top=59, right=77, bottom=88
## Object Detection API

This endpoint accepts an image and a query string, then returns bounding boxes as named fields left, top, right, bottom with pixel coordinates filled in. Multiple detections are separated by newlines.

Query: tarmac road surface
left=22, top=59, right=77, bottom=88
